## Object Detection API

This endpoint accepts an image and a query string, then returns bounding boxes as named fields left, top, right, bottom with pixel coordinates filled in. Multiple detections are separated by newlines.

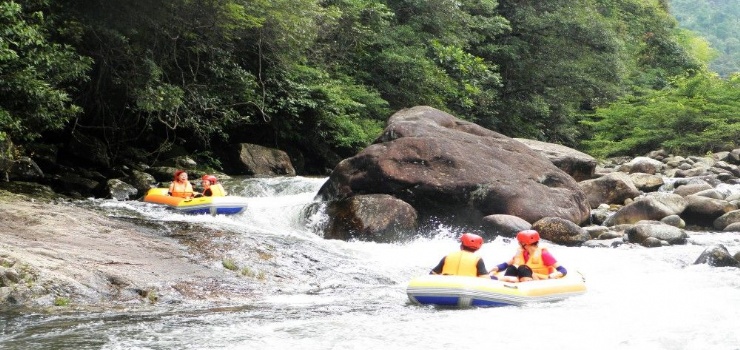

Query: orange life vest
left=440, top=250, right=481, bottom=277
left=204, top=183, right=227, bottom=197
left=170, top=181, right=194, bottom=198
left=512, top=247, right=553, bottom=278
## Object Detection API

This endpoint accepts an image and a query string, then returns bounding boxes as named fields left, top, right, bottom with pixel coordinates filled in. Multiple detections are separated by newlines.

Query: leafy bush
left=582, top=73, right=740, bottom=157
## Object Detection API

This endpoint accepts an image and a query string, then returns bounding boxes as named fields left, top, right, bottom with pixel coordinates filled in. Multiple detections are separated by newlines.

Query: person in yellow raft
left=488, top=229, right=568, bottom=282
left=200, top=174, right=227, bottom=197
left=168, top=170, right=194, bottom=198
left=430, top=233, right=490, bottom=277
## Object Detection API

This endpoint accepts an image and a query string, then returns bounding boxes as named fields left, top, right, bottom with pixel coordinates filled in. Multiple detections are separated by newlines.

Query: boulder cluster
left=312, top=106, right=740, bottom=267
left=314, top=106, right=592, bottom=239
left=574, top=151, right=740, bottom=266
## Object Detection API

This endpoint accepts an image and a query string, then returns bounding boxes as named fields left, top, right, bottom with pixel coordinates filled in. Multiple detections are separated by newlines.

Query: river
left=2, top=176, right=740, bottom=350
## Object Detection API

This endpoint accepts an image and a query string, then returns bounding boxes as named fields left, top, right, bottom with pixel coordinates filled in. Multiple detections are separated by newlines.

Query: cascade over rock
left=316, top=106, right=591, bottom=233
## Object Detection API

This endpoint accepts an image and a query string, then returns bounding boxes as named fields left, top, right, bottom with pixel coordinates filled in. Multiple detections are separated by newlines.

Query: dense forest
left=1, top=0, right=738, bottom=178
left=669, top=0, right=739, bottom=77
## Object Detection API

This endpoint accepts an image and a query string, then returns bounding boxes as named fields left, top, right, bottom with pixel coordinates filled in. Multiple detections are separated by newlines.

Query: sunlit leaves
left=582, top=73, right=740, bottom=157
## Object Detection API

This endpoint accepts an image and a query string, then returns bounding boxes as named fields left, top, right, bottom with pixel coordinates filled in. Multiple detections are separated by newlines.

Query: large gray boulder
left=127, top=170, right=157, bottom=196
left=629, top=173, right=664, bottom=192
left=728, top=148, right=740, bottom=165
left=626, top=223, right=688, bottom=247
left=9, top=157, right=44, bottom=181
left=603, top=193, right=688, bottom=226
left=620, top=156, right=664, bottom=174
left=578, top=172, right=641, bottom=208
left=532, top=217, right=590, bottom=246
left=694, top=245, right=740, bottom=268
left=321, top=194, right=418, bottom=242
left=673, top=182, right=713, bottom=197
left=105, top=179, right=139, bottom=200
left=227, top=143, right=296, bottom=176
left=514, top=138, right=596, bottom=181
left=713, top=209, right=740, bottom=230
left=316, top=106, right=590, bottom=230
left=481, top=214, right=532, bottom=238
left=681, top=195, right=737, bottom=226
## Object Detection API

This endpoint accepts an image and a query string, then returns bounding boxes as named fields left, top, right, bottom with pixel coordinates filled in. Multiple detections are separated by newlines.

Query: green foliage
left=611, top=0, right=703, bottom=84
left=53, top=296, right=70, bottom=307
left=431, top=40, right=501, bottom=112
left=0, top=1, right=91, bottom=142
left=491, top=0, right=626, bottom=143
left=264, top=64, right=388, bottom=153
left=0, top=0, right=720, bottom=172
left=348, top=0, right=506, bottom=124
left=487, top=0, right=704, bottom=145
left=673, top=28, right=717, bottom=66
left=669, top=0, right=740, bottom=77
left=222, top=257, right=238, bottom=271
left=582, top=73, right=740, bottom=157
left=63, top=0, right=265, bottom=152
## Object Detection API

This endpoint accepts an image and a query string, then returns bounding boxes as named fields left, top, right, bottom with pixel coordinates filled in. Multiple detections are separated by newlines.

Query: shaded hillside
left=669, top=0, right=740, bottom=76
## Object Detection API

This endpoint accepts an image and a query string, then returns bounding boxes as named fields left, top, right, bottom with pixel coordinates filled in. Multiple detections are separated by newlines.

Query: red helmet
left=517, top=230, right=540, bottom=245
left=201, top=175, right=218, bottom=184
left=460, top=233, right=483, bottom=251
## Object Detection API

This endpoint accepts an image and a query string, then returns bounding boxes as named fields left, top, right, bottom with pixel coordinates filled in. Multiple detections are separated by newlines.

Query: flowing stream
left=2, top=176, right=740, bottom=350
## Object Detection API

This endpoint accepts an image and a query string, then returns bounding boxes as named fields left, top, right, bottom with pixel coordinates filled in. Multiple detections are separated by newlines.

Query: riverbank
left=0, top=190, right=256, bottom=311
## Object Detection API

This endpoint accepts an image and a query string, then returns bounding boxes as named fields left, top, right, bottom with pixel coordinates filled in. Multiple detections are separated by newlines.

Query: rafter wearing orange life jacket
left=170, top=180, right=194, bottom=198
left=512, top=246, right=555, bottom=280
left=204, top=183, right=226, bottom=197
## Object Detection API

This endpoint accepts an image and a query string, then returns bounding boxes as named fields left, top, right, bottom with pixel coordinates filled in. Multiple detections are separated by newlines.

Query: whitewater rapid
left=2, top=176, right=739, bottom=350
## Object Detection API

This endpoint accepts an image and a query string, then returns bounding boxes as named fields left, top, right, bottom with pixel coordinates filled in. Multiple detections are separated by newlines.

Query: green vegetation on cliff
left=583, top=73, right=740, bottom=157
left=1, top=0, right=736, bottom=173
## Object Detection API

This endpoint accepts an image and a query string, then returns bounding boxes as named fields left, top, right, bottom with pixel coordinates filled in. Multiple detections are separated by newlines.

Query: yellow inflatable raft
left=142, top=188, right=248, bottom=215
left=407, top=272, right=586, bottom=307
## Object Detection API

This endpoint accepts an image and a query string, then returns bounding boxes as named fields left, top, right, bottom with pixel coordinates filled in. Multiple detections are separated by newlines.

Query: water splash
left=3, top=176, right=740, bottom=350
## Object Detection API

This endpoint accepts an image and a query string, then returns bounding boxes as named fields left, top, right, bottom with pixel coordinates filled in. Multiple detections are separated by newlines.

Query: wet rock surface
left=0, top=191, right=257, bottom=311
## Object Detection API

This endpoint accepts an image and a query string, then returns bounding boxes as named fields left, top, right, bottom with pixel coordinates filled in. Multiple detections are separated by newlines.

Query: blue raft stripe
left=173, top=203, right=247, bottom=215
left=407, top=286, right=585, bottom=306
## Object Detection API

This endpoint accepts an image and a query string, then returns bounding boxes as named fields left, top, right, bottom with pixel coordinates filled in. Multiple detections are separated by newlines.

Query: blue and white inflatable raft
left=407, top=272, right=586, bottom=307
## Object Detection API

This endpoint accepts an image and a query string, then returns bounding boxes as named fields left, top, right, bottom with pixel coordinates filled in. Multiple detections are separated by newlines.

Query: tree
left=491, top=0, right=624, bottom=144
left=54, top=0, right=389, bottom=169
left=58, top=0, right=265, bottom=157
left=351, top=0, right=507, bottom=122
left=0, top=1, right=91, bottom=143
left=489, top=0, right=703, bottom=145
